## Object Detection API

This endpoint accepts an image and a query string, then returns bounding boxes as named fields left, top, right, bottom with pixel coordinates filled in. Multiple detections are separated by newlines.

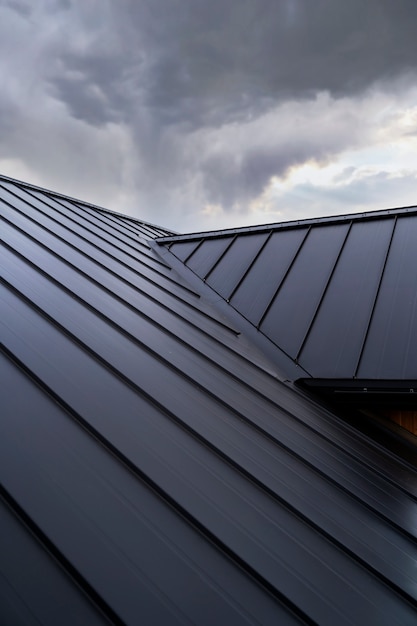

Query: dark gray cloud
left=1, top=0, right=417, bottom=229
left=135, top=0, right=417, bottom=126
left=48, top=0, right=417, bottom=130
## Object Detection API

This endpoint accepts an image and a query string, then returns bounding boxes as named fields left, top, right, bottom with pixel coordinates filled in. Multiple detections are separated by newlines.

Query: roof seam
left=160, top=241, right=313, bottom=379
left=0, top=482, right=123, bottom=625
left=257, top=226, right=311, bottom=330
left=63, top=194, right=168, bottom=247
left=296, top=221, right=353, bottom=362
left=2, top=182, right=171, bottom=271
left=203, top=234, right=238, bottom=282
left=1, top=197, right=202, bottom=301
left=0, top=172, right=176, bottom=233
left=183, top=237, right=203, bottom=265
left=354, top=217, right=398, bottom=378
left=2, top=218, right=245, bottom=343
left=1, top=269, right=382, bottom=478
left=44, top=192, right=169, bottom=259
left=4, top=339, right=417, bottom=610
left=227, top=229, right=273, bottom=303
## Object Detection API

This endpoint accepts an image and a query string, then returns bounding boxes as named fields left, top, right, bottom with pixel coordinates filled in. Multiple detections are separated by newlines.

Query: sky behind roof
left=1, top=0, right=417, bottom=232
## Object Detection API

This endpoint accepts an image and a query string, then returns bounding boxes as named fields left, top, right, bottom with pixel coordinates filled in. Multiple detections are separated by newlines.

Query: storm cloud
left=1, top=0, right=417, bottom=229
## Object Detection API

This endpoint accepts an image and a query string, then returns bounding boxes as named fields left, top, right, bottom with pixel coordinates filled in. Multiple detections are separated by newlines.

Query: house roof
left=2, top=173, right=417, bottom=624
left=159, top=205, right=417, bottom=381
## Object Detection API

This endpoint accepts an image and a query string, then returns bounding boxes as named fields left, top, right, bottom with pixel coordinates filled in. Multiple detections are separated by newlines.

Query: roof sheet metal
left=2, top=174, right=417, bottom=624
left=164, top=209, right=417, bottom=380
left=0, top=492, right=111, bottom=625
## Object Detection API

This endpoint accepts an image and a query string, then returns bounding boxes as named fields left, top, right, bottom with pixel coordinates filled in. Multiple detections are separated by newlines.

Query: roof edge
left=156, top=204, right=417, bottom=244
left=0, top=172, right=177, bottom=234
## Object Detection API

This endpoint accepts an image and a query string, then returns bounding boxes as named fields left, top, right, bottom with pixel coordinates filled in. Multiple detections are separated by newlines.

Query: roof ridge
left=157, top=203, right=417, bottom=243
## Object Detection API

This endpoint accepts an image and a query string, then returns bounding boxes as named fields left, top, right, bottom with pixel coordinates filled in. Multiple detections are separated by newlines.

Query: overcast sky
left=1, top=0, right=417, bottom=232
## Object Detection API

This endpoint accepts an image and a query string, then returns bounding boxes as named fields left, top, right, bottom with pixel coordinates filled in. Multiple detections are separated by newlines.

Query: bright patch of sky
left=195, top=87, right=417, bottom=229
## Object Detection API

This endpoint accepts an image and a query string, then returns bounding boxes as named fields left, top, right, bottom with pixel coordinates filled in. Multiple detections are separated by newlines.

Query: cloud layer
left=1, top=0, right=417, bottom=230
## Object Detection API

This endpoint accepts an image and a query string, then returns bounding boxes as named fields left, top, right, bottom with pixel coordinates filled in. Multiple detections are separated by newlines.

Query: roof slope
left=160, top=207, right=417, bottom=380
left=2, top=175, right=417, bottom=624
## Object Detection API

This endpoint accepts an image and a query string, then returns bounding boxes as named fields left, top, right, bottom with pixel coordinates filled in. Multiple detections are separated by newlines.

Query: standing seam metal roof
left=1, top=174, right=417, bottom=624
left=161, top=208, right=417, bottom=380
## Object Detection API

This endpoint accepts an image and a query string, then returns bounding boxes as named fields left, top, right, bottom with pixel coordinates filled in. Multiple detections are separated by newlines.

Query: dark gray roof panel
left=2, top=174, right=417, bottom=624
left=169, top=239, right=201, bottom=262
left=260, top=224, right=350, bottom=357
left=0, top=176, right=175, bottom=239
left=0, top=181, right=168, bottom=273
left=164, top=210, right=417, bottom=380
left=56, top=195, right=168, bottom=254
left=231, top=228, right=309, bottom=325
left=299, top=219, right=394, bottom=377
left=3, top=291, right=417, bottom=623
left=186, top=236, right=234, bottom=277
left=358, top=216, right=417, bottom=378
left=2, top=353, right=296, bottom=626
left=2, top=225, right=248, bottom=374
left=0, top=494, right=110, bottom=626
left=28, top=188, right=155, bottom=247
left=206, top=232, right=269, bottom=300
left=2, top=196, right=242, bottom=333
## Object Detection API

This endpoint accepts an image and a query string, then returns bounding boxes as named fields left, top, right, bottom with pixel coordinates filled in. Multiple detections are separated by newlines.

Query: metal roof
left=162, top=209, right=417, bottom=380
left=2, top=174, right=417, bottom=624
